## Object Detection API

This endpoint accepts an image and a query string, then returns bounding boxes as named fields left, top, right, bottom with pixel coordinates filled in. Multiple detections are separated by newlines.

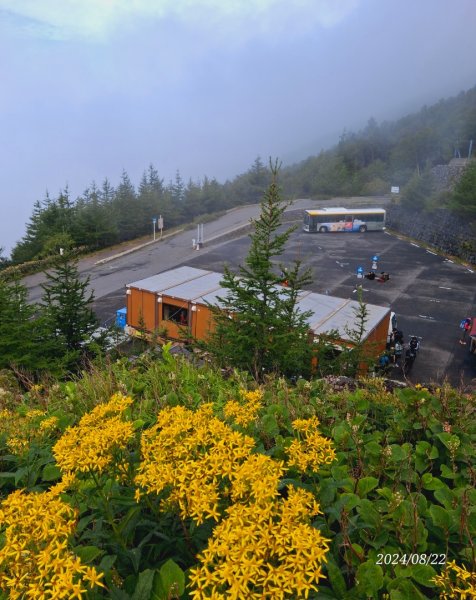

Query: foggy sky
left=1, top=0, right=476, bottom=255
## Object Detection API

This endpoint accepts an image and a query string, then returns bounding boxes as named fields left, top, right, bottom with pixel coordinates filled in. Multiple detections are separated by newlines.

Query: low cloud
left=0, top=0, right=359, bottom=41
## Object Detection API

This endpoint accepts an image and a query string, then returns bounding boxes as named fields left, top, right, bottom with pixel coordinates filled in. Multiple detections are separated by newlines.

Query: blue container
left=116, top=307, right=127, bottom=329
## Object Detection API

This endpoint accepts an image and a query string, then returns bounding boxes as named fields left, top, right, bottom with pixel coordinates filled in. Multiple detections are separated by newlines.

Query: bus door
left=344, top=215, right=353, bottom=231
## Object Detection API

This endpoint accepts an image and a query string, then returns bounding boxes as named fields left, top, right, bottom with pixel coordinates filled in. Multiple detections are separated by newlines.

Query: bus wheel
left=359, top=225, right=367, bottom=233
left=319, top=226, right=328, bottom=233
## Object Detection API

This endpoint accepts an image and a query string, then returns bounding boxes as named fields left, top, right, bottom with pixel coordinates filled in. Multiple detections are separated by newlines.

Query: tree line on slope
left=4, top=85, right=476, bottom=268
left=8, top=159, right=271, bottom=266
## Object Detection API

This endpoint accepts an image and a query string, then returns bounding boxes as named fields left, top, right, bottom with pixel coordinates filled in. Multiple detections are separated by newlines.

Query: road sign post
left=152, top=218, right=157, bottom=241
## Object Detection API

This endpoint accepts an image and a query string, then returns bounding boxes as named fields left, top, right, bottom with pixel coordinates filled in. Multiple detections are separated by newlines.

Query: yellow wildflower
left=287, top=417, right=336, bottom=472
left=224, top=389, right=263, bottom=426
left=53, top=393, right=134, bottom=476
left=189, top=486, right=329, bottom=599
left=1, top=410, right=60, bottom=457
left=38, top=416, right=59, bottom=435
left=135, top=404, right=255, bottom=524
left=432, top=560, right=476, bottom=599
left=0, top=489, right=104, bottom=599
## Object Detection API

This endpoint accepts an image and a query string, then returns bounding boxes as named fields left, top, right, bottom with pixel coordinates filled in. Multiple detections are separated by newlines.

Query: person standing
left=459, top=317, right=472, bottom=345
left=393, top=340, right=403, bottom=366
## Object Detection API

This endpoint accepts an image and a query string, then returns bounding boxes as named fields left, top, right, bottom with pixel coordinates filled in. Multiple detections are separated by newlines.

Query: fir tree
left=203, top=160, right=312, bottom=381
left=0, top=279, right=59, bottom=373
left=40, top=256, right=98, bottom=367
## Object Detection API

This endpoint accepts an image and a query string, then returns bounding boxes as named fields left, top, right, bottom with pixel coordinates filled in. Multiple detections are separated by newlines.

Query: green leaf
left=358, top=499, right=381, bottom=529
left=388, top=577, right=428, bottom=599
left=390, top=445, right=406, bottom=462
left=415, top=441, right=431, bottom=455
left=440, top=464, right=456, bottom=479
left=434, top=487, right=454, bottom=509
left=340, top=492, right=361, bottom=511
left=98, top=554, right=117, bottom=574
left=262, top=414, right=280, bottom=437
left=437, top=432, right=456, bottom=449
left=429, top=505, right=451, bottom=530
left=132, top=569, right=155, bottom=600
left=74, top=545, right=105, bottom=564
left=332, top=424, right=349, bottom=445
left=356, top=561, right=383, bottom=596
left=319, top=480, right=337, bottom=505
left=158, top=559, right=185, bottom=598
left=365, top=441, right=383, bottom=457
left=14, top=467, right=28, bottom=485
left=42, top=463, right=62, bottom=482
left=326, top=557, right=347, bottom=597
left=421, top=473, right=445, bottom=490
left=357, top=476, right=379, bottom=498
left=376, top=487, right=393, bottom=501
left=408, top=564, right=437, bottom=587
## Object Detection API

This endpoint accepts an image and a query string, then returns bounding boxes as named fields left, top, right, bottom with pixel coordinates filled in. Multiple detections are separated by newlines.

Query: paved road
left=22, top=197, right=475, bottom=388
left=22, top=197, right=387, bottom=303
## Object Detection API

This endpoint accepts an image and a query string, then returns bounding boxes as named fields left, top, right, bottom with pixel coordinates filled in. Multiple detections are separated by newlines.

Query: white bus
left=303, top=207, right=386, bottom=233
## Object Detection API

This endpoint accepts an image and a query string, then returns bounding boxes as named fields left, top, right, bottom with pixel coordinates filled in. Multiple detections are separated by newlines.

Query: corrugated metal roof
left=162, top=272, right=224, bottom=301
left=127, top=266, right=210, bottom=292
left=296, top=293, right=390, bottom=340
left=126, top=267, right=390, bottom=342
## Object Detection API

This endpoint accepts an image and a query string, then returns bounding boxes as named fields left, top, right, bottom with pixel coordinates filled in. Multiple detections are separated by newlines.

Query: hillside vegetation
left=4, top=85, right=475, bottom=268
left=0, top=349, right=474, bottom=599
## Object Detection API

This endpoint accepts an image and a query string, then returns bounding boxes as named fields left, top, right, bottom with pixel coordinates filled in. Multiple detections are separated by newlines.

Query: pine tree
left=113, top=170, right=141, bottom=241
left=0, top=279, right=59, bottom=373
left=203, top=161, right=313, bottom=381
left=40, top=256, right=98, bottom=367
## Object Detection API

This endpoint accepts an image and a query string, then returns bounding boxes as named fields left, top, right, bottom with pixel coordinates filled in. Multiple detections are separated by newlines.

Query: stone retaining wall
left=386, top=207, right=475, bottom=265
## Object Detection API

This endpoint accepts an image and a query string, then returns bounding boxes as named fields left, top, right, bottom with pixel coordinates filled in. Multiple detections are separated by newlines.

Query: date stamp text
left=376, top=553, right=446, bottom=566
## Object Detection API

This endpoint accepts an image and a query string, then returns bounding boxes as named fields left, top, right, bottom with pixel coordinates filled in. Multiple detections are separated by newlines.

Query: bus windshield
left=303, top=208, right=386, bottom=233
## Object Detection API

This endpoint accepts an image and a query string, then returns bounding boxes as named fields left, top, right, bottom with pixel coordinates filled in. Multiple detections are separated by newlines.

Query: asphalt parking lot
left=183, top=228, right=476, bottom=389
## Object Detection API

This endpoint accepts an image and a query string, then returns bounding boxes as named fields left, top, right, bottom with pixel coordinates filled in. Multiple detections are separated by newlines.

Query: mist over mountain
left=1, top=0, right=476, bottom=256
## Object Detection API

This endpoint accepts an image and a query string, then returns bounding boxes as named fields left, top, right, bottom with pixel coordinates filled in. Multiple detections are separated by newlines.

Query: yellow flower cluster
left=433, top=561, right=476, bottom=599
left=135, top=404, right=255, bottom=524
left=0, top=489, right=104, bottom=599
left=189, top=486, right=329, bottom=599
left=136, top=402, right=331, bottom=598
left=230, top=453, right=284, bottom=504
left=53, top=393, right=134, bottom=475
left=0, top=409, right=59, bottom=456
left=287, top=417, right=336, bottom=472
left=224, top=389, right=263, bottom=426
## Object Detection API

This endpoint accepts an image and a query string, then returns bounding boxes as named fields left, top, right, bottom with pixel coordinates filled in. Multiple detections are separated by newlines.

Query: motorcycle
left=403, top=336, right=422, bottom=375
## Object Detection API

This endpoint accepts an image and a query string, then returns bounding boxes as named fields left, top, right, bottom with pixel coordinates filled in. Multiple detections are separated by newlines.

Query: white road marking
left=411, top=243, right=420, bottom=247
left=426, top=250, right=437, bottom=255
left=444, top=259, right=454, bottom=263
left=419, top=314, right=435, bottom=320
left=428, top=299, right=441, bottom=303
left=467, top=269, right=474, bottom=273
left=439, top=286, right=452, bottom=290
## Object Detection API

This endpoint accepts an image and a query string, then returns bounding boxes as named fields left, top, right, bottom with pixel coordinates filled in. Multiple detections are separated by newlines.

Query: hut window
left=163, top=303, right=188, bottom=325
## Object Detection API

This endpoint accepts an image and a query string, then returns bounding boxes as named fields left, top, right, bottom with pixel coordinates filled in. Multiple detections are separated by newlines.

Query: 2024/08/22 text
left=376, top=554, right=446, bottom=566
